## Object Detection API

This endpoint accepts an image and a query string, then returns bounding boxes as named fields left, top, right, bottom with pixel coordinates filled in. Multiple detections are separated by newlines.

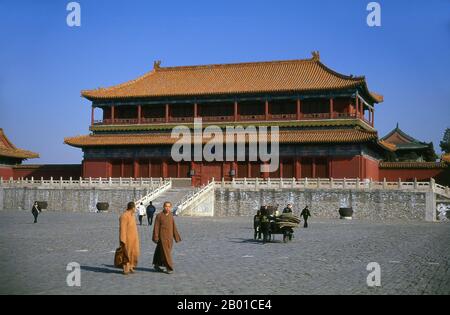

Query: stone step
left=148, top=187, right=194, bottom=211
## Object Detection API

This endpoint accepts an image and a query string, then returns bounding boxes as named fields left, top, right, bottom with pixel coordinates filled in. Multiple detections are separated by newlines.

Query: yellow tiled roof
left=0, top=128, right=39, bottom=160
left=82, top=53, right=383, bottom=103
left=65, top=129, right=378, bottom=148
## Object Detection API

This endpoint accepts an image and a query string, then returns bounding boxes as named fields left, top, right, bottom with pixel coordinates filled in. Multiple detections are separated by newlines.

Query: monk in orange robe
left=152, top=201, right=181, bottom=274
left=119, top=201, right=140, bottom=275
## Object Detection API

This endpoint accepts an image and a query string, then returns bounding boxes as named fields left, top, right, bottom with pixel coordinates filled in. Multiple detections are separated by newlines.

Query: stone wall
left=215, top=188, right=427, bottom=221
left=0, top=186, right=150, bottom=213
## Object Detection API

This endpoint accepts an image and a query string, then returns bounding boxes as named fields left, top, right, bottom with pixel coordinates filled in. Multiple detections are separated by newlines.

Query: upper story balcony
left=90, top=96, right=375, bottom=128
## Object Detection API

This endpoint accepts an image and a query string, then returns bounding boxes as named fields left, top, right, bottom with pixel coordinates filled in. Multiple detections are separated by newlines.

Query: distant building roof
left=81, top=52, right=383, bottom=103
left=0, top=128, right=39, bottom=160
left=381, top=124, right=429, bottom=151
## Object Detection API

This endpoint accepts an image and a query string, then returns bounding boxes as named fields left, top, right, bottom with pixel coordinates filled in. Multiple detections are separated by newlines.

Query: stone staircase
left=149, top=187, right=195, bottom=211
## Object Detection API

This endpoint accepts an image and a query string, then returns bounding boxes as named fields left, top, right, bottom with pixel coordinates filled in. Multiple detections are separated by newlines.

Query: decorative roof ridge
left=81, top=69, right=157, bottom=97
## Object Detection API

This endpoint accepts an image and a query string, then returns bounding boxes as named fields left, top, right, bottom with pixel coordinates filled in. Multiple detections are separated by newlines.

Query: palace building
left=65, top=52, right=390, bottom=185
left=0, top=128, right=39, bottom=179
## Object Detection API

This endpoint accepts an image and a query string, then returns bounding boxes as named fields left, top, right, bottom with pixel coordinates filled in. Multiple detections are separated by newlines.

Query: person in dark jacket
left=146, top=201, right=156, bottom=226
left=300, top=205, right=311, bottom=228
left=31, top=202, right=41, bottom=223
left=253, top=210, right=261, bottom=240
left=282, top=204, right=293, bottom=214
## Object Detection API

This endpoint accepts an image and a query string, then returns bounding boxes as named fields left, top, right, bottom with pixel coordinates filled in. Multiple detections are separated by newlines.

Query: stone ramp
left=147, top=187, right=194, bottom=211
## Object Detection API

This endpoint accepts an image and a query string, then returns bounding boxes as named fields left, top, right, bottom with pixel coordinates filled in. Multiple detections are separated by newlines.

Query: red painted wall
left=12, top=165, right=81, bottom=179
left=363, top=156, right=380, bottom=181
left=331, top=156, right=360, bottom=179
left=0, top=166, right=14, bottom=179
left=83, top=159, right=110, bottom=178
left=379, top=168, right=446, bottom=182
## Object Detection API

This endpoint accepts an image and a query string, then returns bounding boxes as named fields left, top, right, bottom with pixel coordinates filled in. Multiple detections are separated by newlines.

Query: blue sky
left=0, top=0, right=449, bottom=164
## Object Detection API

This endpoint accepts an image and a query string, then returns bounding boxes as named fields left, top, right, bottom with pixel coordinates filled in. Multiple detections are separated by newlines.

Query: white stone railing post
left=383, top=178, right=387, bottom=189
left=414, top=178, right=418, bottom=190
left=316, top=178, right=320, bottom=188
left=343, top=178, right=347, bottom=189
left=89, top=177, right=92, bottom=186
left=243, top=177, right=247, bottom=188
left=430, top=178, right=435, bottom=192
left=356, top=178, right=360, bottom=189
left=398, top=178, right=402, bottom=189
left=79, top=177, right=82, bottom=187
left=109, top=177, right=112, bottom=186
left=31, top=177, right=34, bottom=184
left=119, top=177, right=123, bottom=186
left=69, top=177, right=72, bottom=185
left=304, top=177, right=308, bottom=189
left=50, top=177, right=54, bottom=186
left=232, top=177, right=236, bottom=189
left=369, top=179, right=373, bottom=190
left=256, top=177, right=260, bottom=189
left=0, top=177, right=3, bottom=186
left=292, top=177, right=295, bottom=188
left=279, top=178, right=283, bottom=189
left=330, top=177, right=334, bottom=189
left=60, top=177, right=63, bottom=187
left=221, top=177, right=225, bottom=188
left=267, top=177, right=271, bottom=188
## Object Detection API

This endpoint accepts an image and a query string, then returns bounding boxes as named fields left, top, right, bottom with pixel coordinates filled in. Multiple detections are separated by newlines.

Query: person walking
left=300, top=205, right=311, bottom=228
left=117, top=201, right=140, bottom=275
left=152, top=201, right=181, bottom=274
left=146, top=201, right=156, bottom=225
left=31, top=201, right=41, bottom=223
left=137, top=202, right=146, bottom=226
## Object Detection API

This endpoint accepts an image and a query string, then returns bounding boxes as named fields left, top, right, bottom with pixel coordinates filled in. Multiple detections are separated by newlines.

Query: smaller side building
left=0, top=128, right=39, bottom=179
left=379, top=125, right=449, bottom=184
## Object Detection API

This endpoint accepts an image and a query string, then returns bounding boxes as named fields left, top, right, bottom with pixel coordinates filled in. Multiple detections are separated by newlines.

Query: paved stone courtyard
left=0, top=210, right=449, bottom=295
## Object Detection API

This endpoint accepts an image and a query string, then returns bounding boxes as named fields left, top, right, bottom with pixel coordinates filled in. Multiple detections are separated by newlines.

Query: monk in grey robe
left=119, top=201, right=140, bottom=275
left=152, top=201, right=181, bottom=274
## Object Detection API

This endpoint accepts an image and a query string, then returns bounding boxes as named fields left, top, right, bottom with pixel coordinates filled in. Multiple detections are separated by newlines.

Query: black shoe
left=154, top=266, right=163, bottom=272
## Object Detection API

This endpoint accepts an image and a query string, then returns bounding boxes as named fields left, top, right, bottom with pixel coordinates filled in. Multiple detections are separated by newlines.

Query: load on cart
left=254, top=205, right=300, bottom=243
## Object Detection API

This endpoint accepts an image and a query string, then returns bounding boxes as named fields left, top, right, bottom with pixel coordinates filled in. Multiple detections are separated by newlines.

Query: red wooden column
left=296, top=99, right=301, bottom=120
left=265, top=100, right=269, bottom=121
left=111, top=106, right=115, bottom=123
left=162, top=160, right=168, bottom=178
left=91, top=106, right=95, bottom=125
left=355, top=97, right=359, bottom=118
left=165, top=104, right=169, bottom=123
left=262, top=162, right=269, bottom=179
left=194, top=103, right=198, bottom=118
left=247, top=161, right=252, bottom=178
left=371, top=109, right=375, bottom=126
left=120, top=159, right=124, bottom=177
left=279, top=160, right=283, bottom=178
left=295, top=158, right=301, bottom=179
left=329, top=98, right=334, bottom=119
left=137, top=105, right=142, bottom=124
left=133, top=160, right=139, bottom=178
left=234, top=101, right=238, bottom=122
left=312, top=158, right=316, bottom=178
